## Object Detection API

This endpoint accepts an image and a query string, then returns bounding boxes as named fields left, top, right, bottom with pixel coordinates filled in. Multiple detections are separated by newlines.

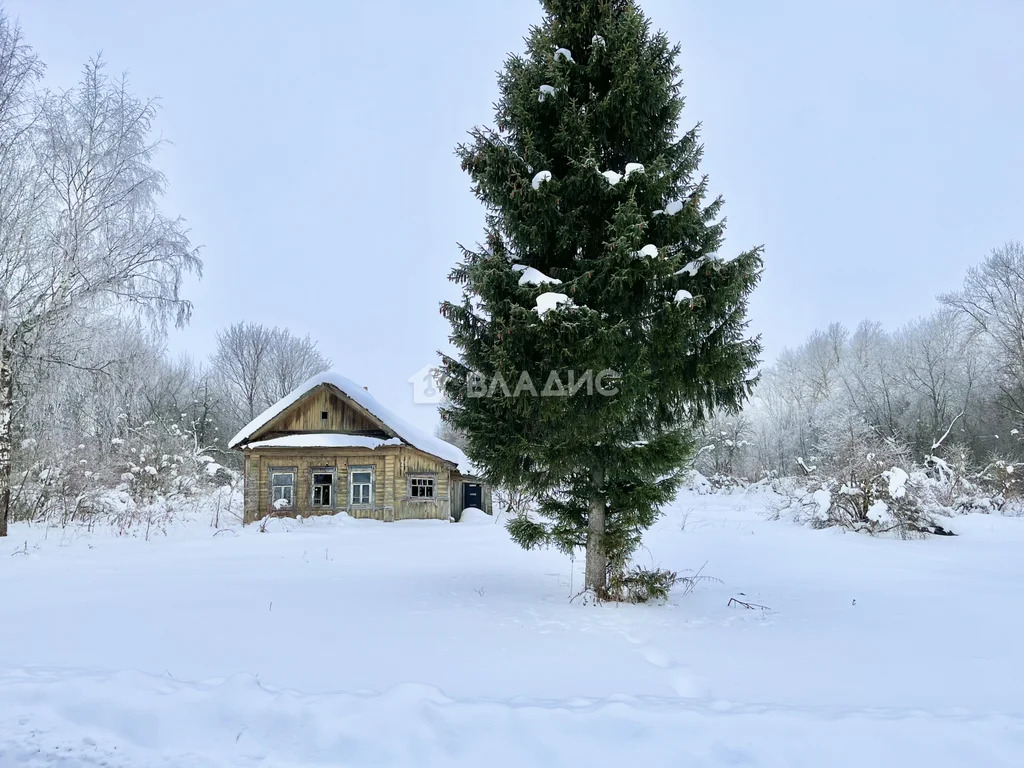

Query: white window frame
left=348, top=465, right=375, bottom=508
left=310, top=467, right=336, bottom=509
left=269, top=467, right=297, bottom=511
left=408, top=473, right=436, bottom=502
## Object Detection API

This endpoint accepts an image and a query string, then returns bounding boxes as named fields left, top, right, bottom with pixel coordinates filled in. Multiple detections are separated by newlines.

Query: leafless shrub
left=675, top=561, right=722, bottom=597
left=493, top=484, right=537, bottom=521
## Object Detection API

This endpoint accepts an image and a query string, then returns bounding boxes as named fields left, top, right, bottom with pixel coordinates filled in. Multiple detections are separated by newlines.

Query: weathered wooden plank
left=251, top=384, right=385, bottom=442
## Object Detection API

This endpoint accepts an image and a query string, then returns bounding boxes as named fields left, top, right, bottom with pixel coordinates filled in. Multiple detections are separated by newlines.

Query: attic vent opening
left=320, top=410, right=329, bottom=421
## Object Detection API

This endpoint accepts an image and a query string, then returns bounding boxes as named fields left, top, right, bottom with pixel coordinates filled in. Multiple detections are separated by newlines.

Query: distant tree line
left=695, top=241, right=1024, bottom=518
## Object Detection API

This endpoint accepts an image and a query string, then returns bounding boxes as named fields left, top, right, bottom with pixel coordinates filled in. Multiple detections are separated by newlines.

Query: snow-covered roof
left=229, top=372, right=476, bottom=475
left=246, top=434, right=403, bottom=451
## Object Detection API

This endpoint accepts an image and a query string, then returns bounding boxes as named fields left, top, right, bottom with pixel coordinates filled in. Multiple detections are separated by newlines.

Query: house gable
left=247, top=384, right=392, bottom=444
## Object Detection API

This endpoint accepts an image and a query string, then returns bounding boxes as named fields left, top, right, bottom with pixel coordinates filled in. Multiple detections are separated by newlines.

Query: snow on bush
left=771, top=424, right=953, bottom=538
left=683, top=470, right=752, bottom=495
left=11, top=414, right=239, bottom=535
left=923, top=448, right=1024, bottom=516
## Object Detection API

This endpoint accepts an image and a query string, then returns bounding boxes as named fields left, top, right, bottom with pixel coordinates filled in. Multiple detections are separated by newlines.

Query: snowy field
left=1, top=488, right=1022, bottom=767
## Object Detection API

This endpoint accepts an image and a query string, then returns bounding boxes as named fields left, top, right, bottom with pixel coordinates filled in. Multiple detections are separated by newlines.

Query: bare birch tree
left=212, top=322, right=330, bottom=428
left=263, top=327, right=330, bottom=405
left=941, top=242, right=1024, bottom=424
left=0, top=13, right=43, bottom=537
left=0, top=18, right=200, bottom=535
left=212, top=322, right=275, bottom=425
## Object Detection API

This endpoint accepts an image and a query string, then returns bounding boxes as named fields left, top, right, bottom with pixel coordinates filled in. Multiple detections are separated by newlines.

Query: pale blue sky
left=6, top=0, right=1023, bottom=432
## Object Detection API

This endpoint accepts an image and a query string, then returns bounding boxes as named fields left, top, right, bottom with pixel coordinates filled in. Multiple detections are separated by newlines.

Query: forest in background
left=4, top=6, right=1021, bottom=538
left=694, top=242, right=1024, bottom=532
left=699, top=242, right=1024, bottom=480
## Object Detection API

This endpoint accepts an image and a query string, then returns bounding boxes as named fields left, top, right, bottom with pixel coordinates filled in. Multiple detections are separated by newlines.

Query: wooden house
left=229, top=372, right=490, bottom=524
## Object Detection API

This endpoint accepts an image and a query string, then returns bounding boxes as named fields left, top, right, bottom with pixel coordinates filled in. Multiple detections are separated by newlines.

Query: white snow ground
left=1, top=487, right=1022, bottom=766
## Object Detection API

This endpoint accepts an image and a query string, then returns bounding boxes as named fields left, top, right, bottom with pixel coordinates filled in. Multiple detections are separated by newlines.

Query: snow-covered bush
left=7, top=329, right=239, bottom=534
left=973, top=458, right=1024, bottom=515
left=11, top=415, right=239, bottom=534
left=685, top=470, right=750, bottom=494
left=915, top=445, right=1024, bottom=517
left=772, top=417, right=953, bottom=538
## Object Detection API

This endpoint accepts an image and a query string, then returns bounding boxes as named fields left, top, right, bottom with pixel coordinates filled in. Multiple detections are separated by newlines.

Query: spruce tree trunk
left=0, top=343, right=13, bottom=538
left=584, top=466, right=607, bottom=596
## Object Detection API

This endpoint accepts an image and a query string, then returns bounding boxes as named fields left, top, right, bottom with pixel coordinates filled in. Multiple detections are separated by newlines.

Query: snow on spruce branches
left=441, top=0, right=762, bottom=599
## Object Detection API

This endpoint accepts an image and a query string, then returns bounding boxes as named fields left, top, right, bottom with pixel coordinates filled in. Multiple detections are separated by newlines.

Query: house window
left=320, top=410, right=329, bottom=422
left=269, top=468, right=296, bottom=510
left=409, top=474, right=435, bottom=500
left=349, top=466, right=374, bottom=507
left=311, top=469, right=336, bottom=508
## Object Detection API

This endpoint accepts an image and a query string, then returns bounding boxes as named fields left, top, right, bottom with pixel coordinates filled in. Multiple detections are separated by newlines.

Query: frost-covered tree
left=0, top=18, right=200, bottom=536
left=897, top=310, right=985, bottom=451
left=8, top=320, right=236, bottom=530
left=262, top=327, right=332, bottom=405
left=841, top=321, right=904, bottom=438
left=212, top=321, right=330, bottom=429
left=941, top=241, right=1024, bottom=427
left=0, top=13, right=43, bottom=537
left=212, top=322, right=275, bottom=425
left=441, top=0, right=761, bottom=597
left=716, top=300, right=1006, bottom=484
left=693, top=410, right=752, bottom=481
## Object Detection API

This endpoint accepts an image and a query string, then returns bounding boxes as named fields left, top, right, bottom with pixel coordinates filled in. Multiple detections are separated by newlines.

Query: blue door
left=463, top=483, right=482, bottom=510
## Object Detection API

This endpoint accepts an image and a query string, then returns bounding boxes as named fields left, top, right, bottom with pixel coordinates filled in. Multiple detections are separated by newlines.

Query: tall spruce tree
left=440, top=0, right=762, bottom=598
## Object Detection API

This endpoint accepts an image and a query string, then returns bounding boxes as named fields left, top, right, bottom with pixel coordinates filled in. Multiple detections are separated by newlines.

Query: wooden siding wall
left=244, top=455, right=260, bottom=514
left=258, top=387, right=383, bottom=440
left=242, top=445, right=454, bottom=524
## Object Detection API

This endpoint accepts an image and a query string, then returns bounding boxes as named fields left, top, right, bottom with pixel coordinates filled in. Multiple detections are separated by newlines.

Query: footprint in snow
left=642, top=647, right=672, bottom=668
left=668, top=669, right=706, bottom=698
left=641, top=646, right=708, bottom=697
